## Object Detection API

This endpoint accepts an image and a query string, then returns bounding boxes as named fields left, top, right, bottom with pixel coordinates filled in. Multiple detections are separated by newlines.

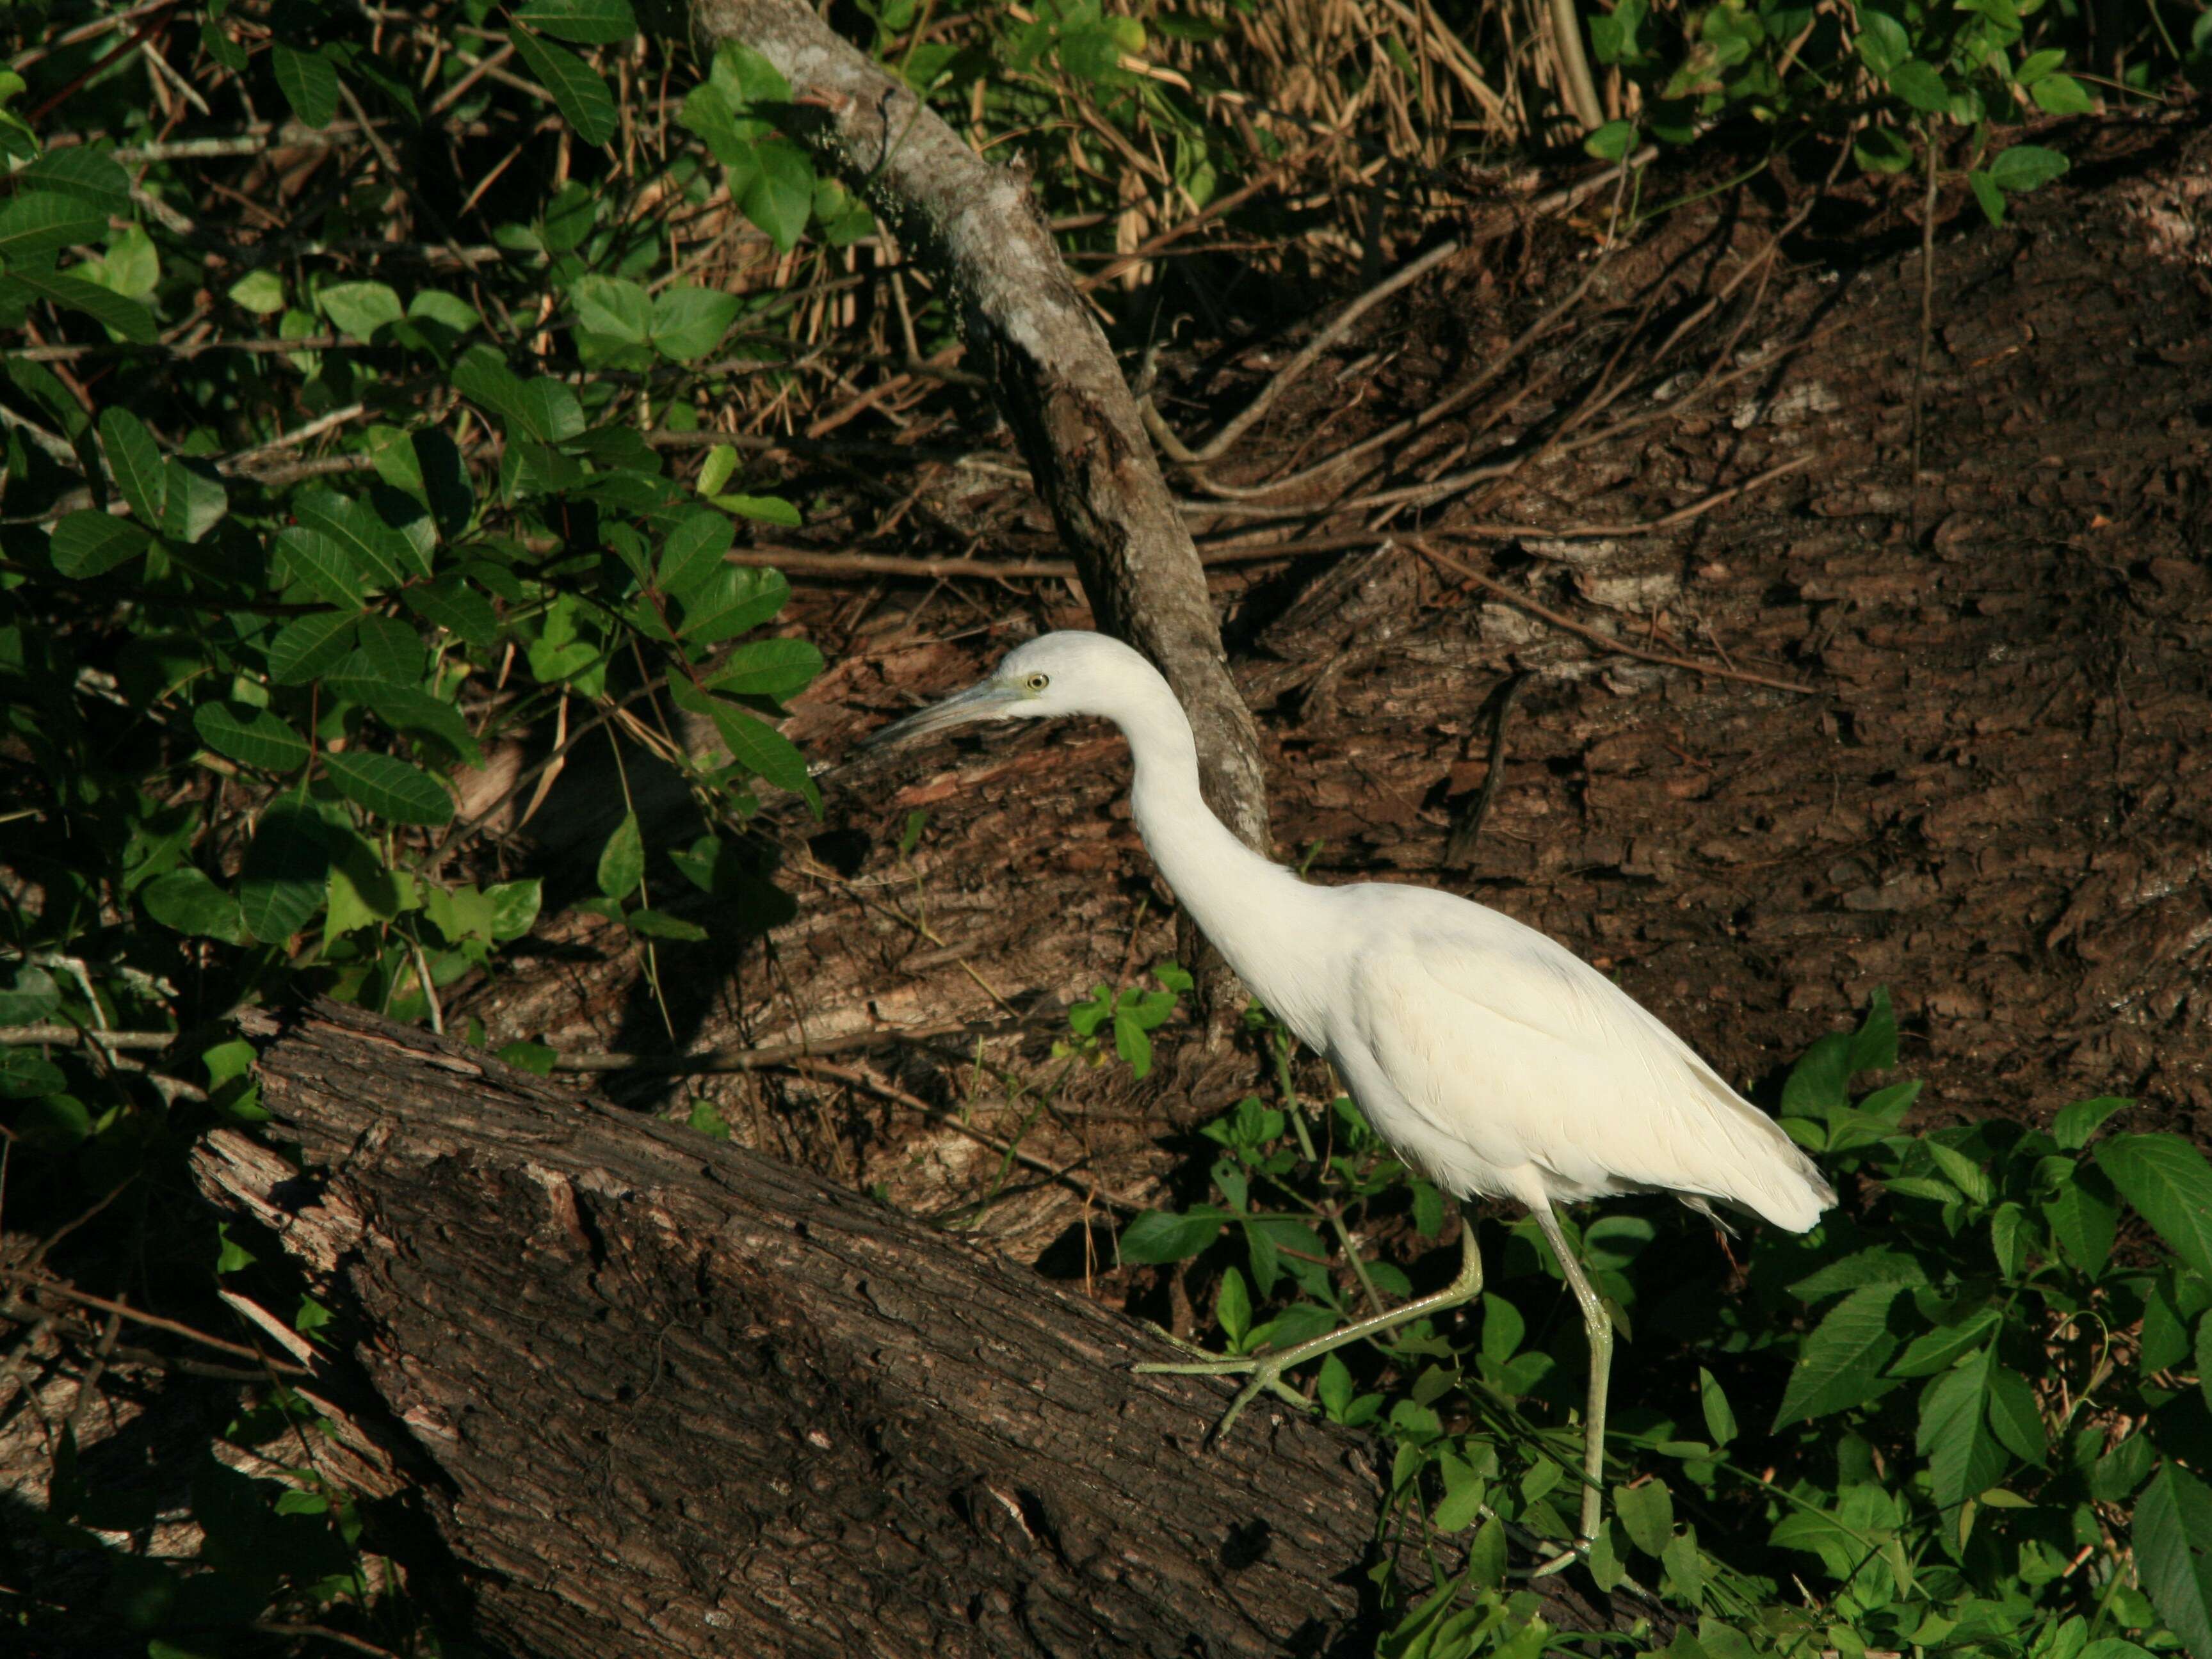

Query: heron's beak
left=860, top=678, right=1017, bottom=751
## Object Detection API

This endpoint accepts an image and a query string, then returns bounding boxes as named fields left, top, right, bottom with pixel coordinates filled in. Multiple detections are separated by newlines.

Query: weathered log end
left=197, top=1001, right=1428, bottom=1657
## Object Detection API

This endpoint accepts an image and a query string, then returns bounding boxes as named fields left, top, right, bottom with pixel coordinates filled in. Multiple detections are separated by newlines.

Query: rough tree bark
left=689, top=0, right=1271, bottom=856
left=194, top=1003, right=1603, bottom=1657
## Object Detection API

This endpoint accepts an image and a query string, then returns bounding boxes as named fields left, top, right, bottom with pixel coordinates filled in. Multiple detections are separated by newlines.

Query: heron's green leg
left=1134, top=1218, right=1484, bottom=1443
left=1529, top=1204, right=1614, bottom=1576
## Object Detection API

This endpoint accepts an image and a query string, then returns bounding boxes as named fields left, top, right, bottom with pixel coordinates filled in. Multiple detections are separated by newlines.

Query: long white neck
left=1107, top=675, right=1328, bottom=1043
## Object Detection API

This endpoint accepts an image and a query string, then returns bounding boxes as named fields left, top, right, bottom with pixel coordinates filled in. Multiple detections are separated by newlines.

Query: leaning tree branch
left=690, top=0, right=1271, bottom=854
left=192, top=1002, right=1624, bottom=1657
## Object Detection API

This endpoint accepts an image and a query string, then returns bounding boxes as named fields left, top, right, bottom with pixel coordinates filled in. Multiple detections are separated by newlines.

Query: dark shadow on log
left=195, top=1002, right=1629, bottom=1656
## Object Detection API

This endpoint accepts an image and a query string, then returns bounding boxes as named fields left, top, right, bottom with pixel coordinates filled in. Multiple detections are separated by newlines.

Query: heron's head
left=862, top=631, right=1167, bottom=750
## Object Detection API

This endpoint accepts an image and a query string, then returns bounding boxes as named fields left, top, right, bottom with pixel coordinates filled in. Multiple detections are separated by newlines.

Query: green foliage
left=1118, top=994, right=2202, bottom=1657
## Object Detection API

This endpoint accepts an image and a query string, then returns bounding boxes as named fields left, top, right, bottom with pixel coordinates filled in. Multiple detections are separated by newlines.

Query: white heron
left=864, top=630, right=1834, bottom=1558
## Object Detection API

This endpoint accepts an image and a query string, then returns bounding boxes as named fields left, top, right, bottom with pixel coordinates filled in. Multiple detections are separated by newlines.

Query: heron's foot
left=1526, top=1537, right=1592, bottom=1580
left=1131, top=1350, right=1309, bottom=1443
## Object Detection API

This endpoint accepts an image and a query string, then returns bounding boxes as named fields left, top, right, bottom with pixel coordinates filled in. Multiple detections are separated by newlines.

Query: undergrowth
left=1117, top=990, right=2212, bottom=1659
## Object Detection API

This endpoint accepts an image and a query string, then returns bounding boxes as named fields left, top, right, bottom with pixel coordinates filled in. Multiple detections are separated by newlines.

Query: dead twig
left=1444, top=670, right=1533, bottom=870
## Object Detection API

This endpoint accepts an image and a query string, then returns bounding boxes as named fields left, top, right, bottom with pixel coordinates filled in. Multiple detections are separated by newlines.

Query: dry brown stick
left=0, top=1274, right=311, bottom=1374
left=1410, top=539, right=1821, bottom=696
left=546, top=1014, right=1042, bottom=1074
left=1143, top=237, right=1465, bottom=465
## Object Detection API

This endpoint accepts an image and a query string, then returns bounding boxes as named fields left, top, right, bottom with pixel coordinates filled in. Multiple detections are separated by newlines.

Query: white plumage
left=866, top=629, right=1834, bottom=1561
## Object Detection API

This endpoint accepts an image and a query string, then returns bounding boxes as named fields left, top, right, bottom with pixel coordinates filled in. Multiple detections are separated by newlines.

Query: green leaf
left=1986, top=1364, right=2047, bottom=1464
left=0, top=191, right=108, bottom=261
left=713, top=492, right=802, bottom=527
left=238, top=805, right=330, bottom=943
left=650, top=285, right=743, bottom=362
left=1773, top=1283, right=1904, bottom=1427
left=2097, top=1134, right=2212, bottom=1281
left=48, top=511, right=147, bottom=579
left=270, top=43, right=341, bottom=127
left=702, top=637, right=823, bottom=700
left=1214, top=1265, right=1250, bottom=1344
left=2031, top=74, right=2095, bottom=115
left=229, top=269, right=286, bottom=314
left=2133, top=1460, right=2212, bottom=1659
left=1615, top=1479, right=1673, bottom=1558
left=193, top=703, right=310, bottom=773
left=2044, top=1160, right=2119, bottom=1274
left=1583, top=119, right=1637, bottom=162
left=275, top=527, right=368, bottom=606
left=317, top=280, right=404, bottom=340
left=658, top=509, right=735, bottom=596
left=0, top=966, right=61, bottom=1025
left=142, top=868, right=247, bottom=943
left=159, top=458, right=227, bottom=545
left=514, top=0, right=638, bottom=44
left=1886, top=59, right=1951, bottom=114
left=510, top=27, right=618, bottom=146
left=2054, top=1095, right=2128, bottom=1150
left=1919, top=1349, right=2005, bottom=1539
left=1850, top=986, right=1897, bottom=1071
left=266, top=611, right=360, bottom=685
left=572, top=273, right=652, bottom=344
left=597, top=812, right=645, bottom=901
left=1969, top=171, right=2007, bottom=227
left=323, top=752, right=454, bottom=826
left=487, top=879, right=542, bottom=941
left=677, top=564, right=790, bottom=644
left=0, top=1048, right=67, bottom=1100
left=1118, top=1208, right=1226, bottom=1264
left=1698, top=1366, right=1738, bottom=1445
left=1780, top=1030, right=1852, bottom=1116
left=8, top=268, right=157, bottom=341
left=735, top=138, right=814, bottom=252
left=673, top=684, right=818, bottom=811
left=20, top=147, right=131, bottom=209
left=1989, top=144, right=2069, bottom=194
left=2015, top=48, right=2065, bottom=86
left=294, top=486, right=424, bottom=584
left=1890, top=1306, right=2001, bottom=1377
left=99, top=408, right=166, bottom=525
left=629, top=907, right=707, bottom=942
left=1855, top=9, right=1911, bottom=76
left=355, top=684, right=483, bottom=765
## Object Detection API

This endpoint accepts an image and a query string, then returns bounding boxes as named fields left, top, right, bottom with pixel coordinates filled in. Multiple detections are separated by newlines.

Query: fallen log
left=197, top=1001, right=1588, bottom=1656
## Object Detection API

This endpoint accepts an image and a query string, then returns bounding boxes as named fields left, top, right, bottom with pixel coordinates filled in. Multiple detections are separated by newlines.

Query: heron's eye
left=1024, top=672, right=1050, bottom=693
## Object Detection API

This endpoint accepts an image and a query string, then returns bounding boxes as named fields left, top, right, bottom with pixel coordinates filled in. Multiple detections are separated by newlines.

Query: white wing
left=1328, top=886, right=1832, bottom=1230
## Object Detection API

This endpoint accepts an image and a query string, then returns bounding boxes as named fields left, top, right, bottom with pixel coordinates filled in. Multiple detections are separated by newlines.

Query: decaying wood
left=691, top=0, right=1270, bottom=857
left=192, top=1002, right=1608, bottom=1657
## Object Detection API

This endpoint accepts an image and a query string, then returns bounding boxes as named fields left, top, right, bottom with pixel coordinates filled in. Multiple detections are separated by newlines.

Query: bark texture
left=194, top=1002, right=1455, bottom=1658
left=690, top=0, right=1271, bottom=855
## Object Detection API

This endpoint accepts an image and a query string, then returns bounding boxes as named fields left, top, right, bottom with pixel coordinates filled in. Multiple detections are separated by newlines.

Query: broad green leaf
left=2133, top=1460, right=2212, bottom=1659
left=714, top=492, right=802, bottom=527
left=1780, top=1030, right=1852, bottom=1116
left=511, top=28, right=618, bottom=146
left=0, top=191, right=107, bottom=261
left=1989, top=144, right=2069, bottom=193
left=2015, top=47, right=2065, bottom=85
left=1773, top=1283, right=1904, bottom=1427
left=515, top=378, right=586, bottom=445
left=487, top=879, right=542, bottom=940
left=266, top=611, right=360, bottom=685
left=1919, top=1349, right=2005, bottom=1539
left=451, top=346, right=531, bottom=428
left=515, top=0, right=638, bottom=45
left=1699, top=1366, right=1738, bottom=1444
left=229, top=269, right=286, bottom=313
left=734, top=138, right=814, bottom=252
left=1889, top=1306, right=2000, bottom=1377
left=239, top=804, right=330, bottom=943
left=597, top=812, right=645, bottom=901
left=650, top=285, right=743, bottom=362
left=355, top=685, right=483, bottom=765
left=275, top=526, right=368, bottom=606
left=713, top=39, right=791, bottom=106
left=1584, top=119, right=1636, bottom=163
left=2031, top=74, right=2095, bottom=115
left=1118, top=1208, right=1225, bottom=1263
left=1213, top=1265, right=1250, bottom=1344
left=629, top=908, right=710, bottom=942
left=1789, top=1245, right=1928, bottom=1302
left=1926, top=1139, right=1994, bottom=1206
left=98, top=408, right=166, bottom=525
left=141, top=868, right=247, bottom=943
left=1985, top=1364, right=2047, bottom=1464
left=49, top=511, right=147, bottom=579
left=572, top=273, right=652, bottom=344
left=295, top=486, right=424, bottom=584
left=1850, top=986, right=1898, bottom=1071
left=158, top=458, right=227, bottom=545
left=677, top=564, right=790, bottom=644
left=2054, top=1095, right=2128, bottom=1150
left=0, top=1049, right=66, bottom=1099
left=658, top=509, right=735, bottom=596
left=403, top=577, right=498, bottom=646
left=1855, top=9, right=1911, bottom=75
left=323, top=751, right=453, bottom=826
left=8, top=268, right=157, bottom=341
left=271, top=43, right=341, bottom=127
left=2096, top=1134, right=2212, bottom=1281
left=688, top=693, right=818, bottom=812
left=0, top=966, right=62, bottom=1025
left=318, top=281, right=404, bottom=340
left=193, top=703, right=309, bottom=773
left=20, top=147, right=131, bottom=209
left=1615, top=1479, right=1673, bottom=1559
left=703, top=637, right=821, bottom=700
left=1885, top=59, right=1950, bottom=115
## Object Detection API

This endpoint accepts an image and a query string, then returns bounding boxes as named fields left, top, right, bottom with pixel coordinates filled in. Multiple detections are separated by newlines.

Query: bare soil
left=465, top=116, right=2212, bottom=1270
